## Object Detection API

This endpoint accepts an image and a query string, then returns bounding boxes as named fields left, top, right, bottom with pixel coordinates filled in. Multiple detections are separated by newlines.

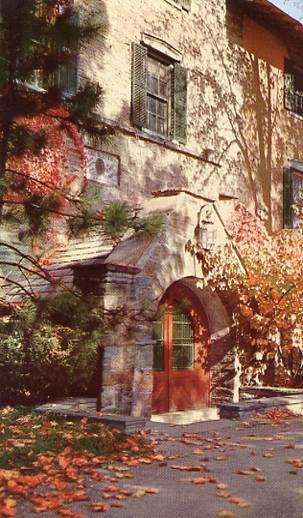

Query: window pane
left=293, top=174, right=303, bottom=206
left=152, top=315, right=164, bottom=371
left=145, top=56, right=171, bottom=136
left=159, top=79, right=168, bottom=97
left=172, top=309, right=194, bottom=370
left=147, top=96, right=157, bottom=114
left=149, top=113, right=157, bottom=132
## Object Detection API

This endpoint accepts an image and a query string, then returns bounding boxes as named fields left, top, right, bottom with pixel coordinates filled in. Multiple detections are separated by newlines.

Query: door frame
left=152, top=282, right=211, bottom=413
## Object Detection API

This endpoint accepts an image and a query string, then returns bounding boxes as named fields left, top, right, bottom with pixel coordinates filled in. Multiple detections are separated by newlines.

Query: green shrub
left=0, top=293, right=103, bottom=405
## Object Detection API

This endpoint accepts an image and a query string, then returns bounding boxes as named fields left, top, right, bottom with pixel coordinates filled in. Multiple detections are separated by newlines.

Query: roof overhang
left=236, top=0, right=303, bottom=46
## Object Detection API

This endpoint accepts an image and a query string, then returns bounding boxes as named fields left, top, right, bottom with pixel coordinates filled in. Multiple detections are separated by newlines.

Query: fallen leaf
left=216, top=491, right=231, bottom=499
left=102, top=486, right=120, bottom=493
left=217, top=483, right=228, bottom=490
left=0, top=505, right=16, bottom=517
left=191, top=477, right=210, bottom=485
left=171, top=465, right=202, bottom=472
left=144, top=487, right=160, bottom=494
left=217, top=512, right=235, bottom=518
left=138, top=458, right=152, bottom=464
left=255, top=476, right=266, bottom=482
left=90, top=503, right=110, bottom=512
left=132, top=490, right=146, bottom=498
left=54, top=478, right=66, bottom=491
left=228, top=495, right=251, bottom=507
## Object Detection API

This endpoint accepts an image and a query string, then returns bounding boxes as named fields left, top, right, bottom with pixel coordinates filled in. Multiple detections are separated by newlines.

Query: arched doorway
left=152, top=281, right=210, bottom=414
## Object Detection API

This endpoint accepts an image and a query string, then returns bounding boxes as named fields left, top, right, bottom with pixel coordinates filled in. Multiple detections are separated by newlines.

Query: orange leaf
left=217, top=483, right=228, bottom=490
left=125, top=460, right=139, bottom=467
left=137, top=458, right=152, bottom=464
left=90, top=503, right=110, bottom=512
left=144, top=487, right=160, bottom=494
left=0, top=505, right=16, bottom=517
left=216, top=491, right=231, bottom=498
left=132, top=490, right=146, bottom=498
left=54, top=479, right=66, bottom=491
left=69, top=492, right=89, bottom=502
left=102, top=486, right=120, bottom=493
left=191, top=477, right=210, bottom=485
left=250, top=466, right=262, bottom=472
left=171, top=465, right=202, bottom=472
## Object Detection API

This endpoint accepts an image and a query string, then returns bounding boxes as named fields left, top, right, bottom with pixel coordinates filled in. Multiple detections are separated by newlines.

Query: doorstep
left=151, top=407, right=219, bottom=425
left=35, top=398, right=146, bottom=433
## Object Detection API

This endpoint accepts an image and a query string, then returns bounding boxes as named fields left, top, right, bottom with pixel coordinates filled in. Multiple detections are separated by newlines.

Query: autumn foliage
left=217, top=204, right=303, bottom=387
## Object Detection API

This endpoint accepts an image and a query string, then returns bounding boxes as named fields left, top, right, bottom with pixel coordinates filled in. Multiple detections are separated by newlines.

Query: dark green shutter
left=172, top=63, right=187, bottom=144
left=284, top=59, right=295, bottom=112
left=182, top=0, right=191, bottom=10
left=283, top=168, right=293, bottom=229
left=131, top=43, right=147, bottom=128
left=59, top=11, right=80, bottom=97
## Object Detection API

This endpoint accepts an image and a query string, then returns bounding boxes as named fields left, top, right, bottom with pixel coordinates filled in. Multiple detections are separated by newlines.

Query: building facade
left=67, top=0, right=303, bottom=417
left=4, top=0, right=303, bottom=416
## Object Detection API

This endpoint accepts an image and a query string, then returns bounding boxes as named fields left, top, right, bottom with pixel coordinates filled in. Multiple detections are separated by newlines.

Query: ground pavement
left=18, top=411, right=303, bottom=518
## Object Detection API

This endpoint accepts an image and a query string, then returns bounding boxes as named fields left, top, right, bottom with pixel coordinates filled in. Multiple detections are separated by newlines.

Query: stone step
left=35, top=399, right=146, bottom=433
left=219, top=395, right=303, bottom=419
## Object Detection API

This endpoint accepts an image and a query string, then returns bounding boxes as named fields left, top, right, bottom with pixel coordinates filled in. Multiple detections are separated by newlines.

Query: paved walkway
left=17, top=410, right=303, bottom=518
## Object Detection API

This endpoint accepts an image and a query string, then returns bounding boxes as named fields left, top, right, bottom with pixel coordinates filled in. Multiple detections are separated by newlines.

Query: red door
left=152, top=284, right=210, bottom=414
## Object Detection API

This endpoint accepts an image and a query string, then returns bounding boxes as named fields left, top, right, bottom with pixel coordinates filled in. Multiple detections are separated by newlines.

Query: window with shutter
left=283, top=168, right=303, bottom=229
left=284, top=59, right=303, bottom=117
left=131, top=43, right=187, bottom=144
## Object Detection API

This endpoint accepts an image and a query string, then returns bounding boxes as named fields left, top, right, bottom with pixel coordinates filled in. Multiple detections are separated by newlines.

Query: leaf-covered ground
left=1, top=407, right=303, bottom=517
left=0, top=407, right=161, bottom=517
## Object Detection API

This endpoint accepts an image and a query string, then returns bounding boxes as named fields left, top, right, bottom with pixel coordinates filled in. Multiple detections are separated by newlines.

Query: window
left=152, top=307, right=195, bottom=371
left=28, top=7, right=79, bottom=97
left=283, top=167, right=303, bottom=229
left=284, top=59, right=303, bottom=117
left=171, top=309, right=194, bottom=370
left=132, top=43, right=187, bottom=143
left=146, top=56, right=171, bottom=136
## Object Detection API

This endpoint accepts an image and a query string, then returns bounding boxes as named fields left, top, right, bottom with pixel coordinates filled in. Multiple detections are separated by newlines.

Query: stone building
left=4, top=0, right=303, bottom=417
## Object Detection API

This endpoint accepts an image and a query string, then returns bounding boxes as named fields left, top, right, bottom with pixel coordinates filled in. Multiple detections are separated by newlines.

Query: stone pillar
left=101, top=267, right=138, bottom=414
left=130, top=323, right=154, bottom=417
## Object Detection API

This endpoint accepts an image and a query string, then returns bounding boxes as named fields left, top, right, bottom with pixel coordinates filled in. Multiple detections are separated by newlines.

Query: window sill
left=98, top=116, right=221, bottom=167
left=164, top=0, right=190, bottom=12
left=285, top=108, right=303, bottom=122
left=165, top=0, right=182, bottom=10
